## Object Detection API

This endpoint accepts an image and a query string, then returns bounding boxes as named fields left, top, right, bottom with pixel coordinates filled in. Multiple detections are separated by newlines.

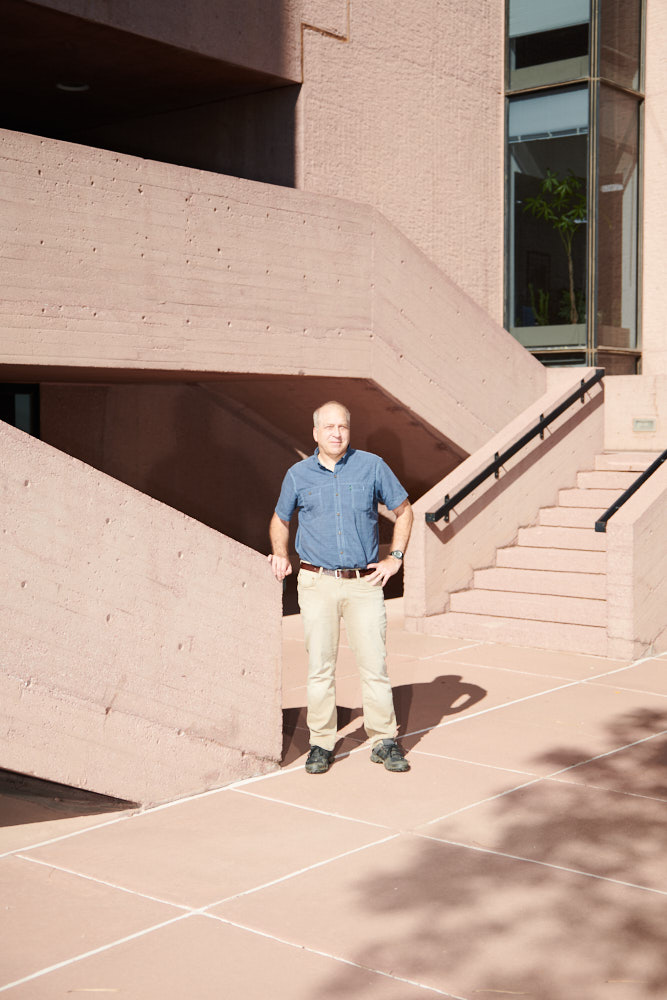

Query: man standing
left=268, top=401, right=413, bottom=774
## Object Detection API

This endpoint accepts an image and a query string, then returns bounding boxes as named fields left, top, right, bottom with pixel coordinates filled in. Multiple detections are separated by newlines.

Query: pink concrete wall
left=641, top=0, right=667, bottom=375
left=607, top=460, right=667, bottom=658
left=0, top=129, right=544, bottom=457
left=298, top=2, right=506, bottom=318
left=29, top=2, right=506, bottom=318
left=404, top=371, right=605, bottom=621
left=604, top=375, right=667, bottom=451
left=0, top=419, right=282, bottom=805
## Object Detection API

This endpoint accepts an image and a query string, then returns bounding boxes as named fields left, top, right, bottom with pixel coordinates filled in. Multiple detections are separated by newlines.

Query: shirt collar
left=314, top=446, right=353, bottom=471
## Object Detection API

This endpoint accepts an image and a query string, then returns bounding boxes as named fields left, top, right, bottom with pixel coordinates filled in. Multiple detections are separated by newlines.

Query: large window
left=506, top=0, right=644, bottom=372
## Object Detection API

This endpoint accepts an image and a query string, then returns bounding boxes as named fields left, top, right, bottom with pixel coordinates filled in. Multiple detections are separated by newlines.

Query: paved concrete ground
left=2, top=599, right=666, bottom=999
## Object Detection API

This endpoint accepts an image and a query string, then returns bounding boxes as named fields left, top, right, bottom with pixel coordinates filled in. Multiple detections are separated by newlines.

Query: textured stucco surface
left=0, top=129, right=543, bottom=457
left=604, top=375, right=667, bottom=451
left=298, top=2, right=505, bottom=318
left=642, top=0, right=667, bottom=374
left=0, top=420, right=283, bottom=805
left=607, top=460, right=667, bottom=658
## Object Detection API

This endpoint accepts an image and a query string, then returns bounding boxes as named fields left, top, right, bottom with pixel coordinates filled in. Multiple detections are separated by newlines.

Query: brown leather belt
left=300, top=562, right=374, bottom=579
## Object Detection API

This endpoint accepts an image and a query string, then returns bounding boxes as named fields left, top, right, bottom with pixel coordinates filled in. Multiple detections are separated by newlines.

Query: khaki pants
left=297, top=569, right=398, bottom=752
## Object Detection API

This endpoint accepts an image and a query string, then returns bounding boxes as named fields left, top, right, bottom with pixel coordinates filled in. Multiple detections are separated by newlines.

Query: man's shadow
left=282, top=675, right=486, bottom=765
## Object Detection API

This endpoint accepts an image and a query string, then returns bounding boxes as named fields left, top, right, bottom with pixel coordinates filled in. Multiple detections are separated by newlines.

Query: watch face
left=391, top=550, right=404, bottom=559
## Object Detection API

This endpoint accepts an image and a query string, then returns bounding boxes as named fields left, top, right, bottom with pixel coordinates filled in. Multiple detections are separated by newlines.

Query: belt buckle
left=334, top=569, right=343, bottom=579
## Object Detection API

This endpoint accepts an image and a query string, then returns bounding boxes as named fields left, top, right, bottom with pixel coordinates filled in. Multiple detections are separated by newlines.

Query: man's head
left=313, top=401, right=351, bottom=465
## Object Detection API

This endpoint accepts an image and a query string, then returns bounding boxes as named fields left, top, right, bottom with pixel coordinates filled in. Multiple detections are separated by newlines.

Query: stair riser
left=539, top=507, right=604, bottom=528
left=450, top=590, right=607, bottom=627
left=518, top=527, right=606, bottom=551
left=496, top=547, right=607, bottom=573
left=595, top=452, right=661, bottom=472
left=577, top=472, right=638, bottom=490
left=473, top=567, right=606, bottom=600
left=558, top=488, right=622, bottom=508
left=421, top=612, right=609, bottom=656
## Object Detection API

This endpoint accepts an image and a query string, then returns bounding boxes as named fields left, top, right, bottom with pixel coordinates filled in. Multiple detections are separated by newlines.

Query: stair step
left=518, top=526, right=606, bottom=551
left=558, top=487, right=621, bottom=508
left=539, top=506, right=605, bottom=528
left=497, top=546, right=606, bottom=573
left=473, top=567, right=606, bottom=600
left=577, top=470, right=638, bottom=490
left=422, top=612, right=608, bottom=656
left=595, top=451, right=661, bottom=473
left=450, top=590, right=607, bottom=626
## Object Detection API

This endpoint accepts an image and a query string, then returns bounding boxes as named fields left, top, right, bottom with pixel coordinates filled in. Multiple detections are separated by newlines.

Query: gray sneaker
left=305, top=745, right=333, bottom=774
left=370, top=739, right=410, bottom=772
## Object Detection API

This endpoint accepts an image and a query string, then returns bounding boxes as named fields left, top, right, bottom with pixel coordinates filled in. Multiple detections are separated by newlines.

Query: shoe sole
left=370, top=753, right=409, bottom=772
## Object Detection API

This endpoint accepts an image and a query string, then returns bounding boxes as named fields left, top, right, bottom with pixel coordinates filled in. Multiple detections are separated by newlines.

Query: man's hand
left=366, top=499, right=412, bottom=586
left=267, top=553, right=293, bottom=582
left=366, top=555, right=402, bottom=587
left=268, top=514, right=292, bottom=581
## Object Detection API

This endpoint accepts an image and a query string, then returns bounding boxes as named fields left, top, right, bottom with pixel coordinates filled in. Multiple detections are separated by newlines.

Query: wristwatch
left=390, top=550, right=404, bottom=560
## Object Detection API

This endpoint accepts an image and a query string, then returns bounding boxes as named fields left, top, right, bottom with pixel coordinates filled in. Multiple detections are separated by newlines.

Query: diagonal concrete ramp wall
left=0, top=129, right=545, bottom=457
left=0, top=420, right=282, bottom=805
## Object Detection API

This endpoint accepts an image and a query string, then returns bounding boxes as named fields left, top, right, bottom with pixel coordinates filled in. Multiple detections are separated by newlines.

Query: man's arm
left=366, top=499, right=413, bottom=586
left=267, top=512, right=293, bottom=581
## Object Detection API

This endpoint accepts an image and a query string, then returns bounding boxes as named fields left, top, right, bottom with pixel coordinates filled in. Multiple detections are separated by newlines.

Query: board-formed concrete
left=0, top=419, right=283, bottom=805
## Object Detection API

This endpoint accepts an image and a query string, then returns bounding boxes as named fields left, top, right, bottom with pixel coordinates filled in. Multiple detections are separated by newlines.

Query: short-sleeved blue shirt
left=275, top=447, right=408, bottom=570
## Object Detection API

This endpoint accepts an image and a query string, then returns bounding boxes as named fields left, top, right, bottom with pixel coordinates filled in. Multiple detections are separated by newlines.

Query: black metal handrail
left=594, top=448, right=667, bottom=532
left=425, top=368, right=604, bottom=524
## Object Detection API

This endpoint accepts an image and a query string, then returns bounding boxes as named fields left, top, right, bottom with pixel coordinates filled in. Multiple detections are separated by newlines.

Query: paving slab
left=437, top=641, right=630, bottom=679
left=211, top=833, right=667, bottom=1000
left=0, top=799, right=132, bottom=857
left=4, top=914, right=445, bottom=1000
left=586, top=658, right=667, bottom=697
left=238, top=749, right=526, bottom=830
left=555, top=727, right=667, bottom=799
left=3, top=607, right=666, bottom=1000
left=0, top=854, right=176, bottom=988
left=419, top=775, right=667, bottom=891
left=20, top=789, right=385, bottom=909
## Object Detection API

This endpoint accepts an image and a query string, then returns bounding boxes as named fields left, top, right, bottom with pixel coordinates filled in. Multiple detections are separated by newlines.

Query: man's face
left=313, top=405, right=350, bottom=463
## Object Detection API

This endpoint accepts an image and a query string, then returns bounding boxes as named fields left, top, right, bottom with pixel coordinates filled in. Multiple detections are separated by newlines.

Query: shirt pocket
left=348, top=483, right=373, bottom=511
left=298, top=486, right=323, bottom=513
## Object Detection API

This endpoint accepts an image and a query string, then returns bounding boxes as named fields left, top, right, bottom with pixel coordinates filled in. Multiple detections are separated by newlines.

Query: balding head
left=313, top=401, right=350, bottom=429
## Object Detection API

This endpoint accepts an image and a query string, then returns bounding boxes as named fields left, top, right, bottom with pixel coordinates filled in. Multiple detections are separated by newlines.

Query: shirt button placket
left=333, top=473, right=344, bottom=561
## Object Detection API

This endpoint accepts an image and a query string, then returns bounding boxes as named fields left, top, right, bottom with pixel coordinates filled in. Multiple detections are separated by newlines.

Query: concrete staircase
left=438, top=452, right=658, bottom=656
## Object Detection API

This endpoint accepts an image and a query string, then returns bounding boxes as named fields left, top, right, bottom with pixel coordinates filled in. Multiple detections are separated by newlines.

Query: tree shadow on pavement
left=315, top=707, right=667, bottom=999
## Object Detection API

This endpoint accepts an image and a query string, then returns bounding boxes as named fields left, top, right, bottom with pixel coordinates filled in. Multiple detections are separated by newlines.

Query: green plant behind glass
left=528, top=283, right=550, bottom=325
left=523, top=169, right=587, bottom=324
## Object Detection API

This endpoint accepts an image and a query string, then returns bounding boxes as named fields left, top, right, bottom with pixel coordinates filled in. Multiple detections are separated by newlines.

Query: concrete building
left=1, top=0, right=665, bottom=804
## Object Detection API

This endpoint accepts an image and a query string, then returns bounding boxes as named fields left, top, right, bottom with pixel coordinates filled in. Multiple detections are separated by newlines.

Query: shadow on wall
left=282, top=674, right=487, bottom=766
left=39, top=383, right=301, bottom=557
left=1, top=0, right=298, bottom=187
left=315, top=707, right=667, bottom=998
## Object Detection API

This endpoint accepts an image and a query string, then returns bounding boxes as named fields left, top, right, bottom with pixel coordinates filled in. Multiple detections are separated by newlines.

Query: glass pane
left=596, top=86, right=639, bottom=352
left=508, top=0, right=590, bottom=90
left=508, top=89, right=588, bottom=350
left=599, top=0, right=641, bottom=91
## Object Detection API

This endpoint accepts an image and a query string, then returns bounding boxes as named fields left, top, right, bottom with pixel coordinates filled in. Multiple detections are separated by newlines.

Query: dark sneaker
left=370, top=739, right=410, bottom=772
left=305, top=745, right=333, bottom=774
